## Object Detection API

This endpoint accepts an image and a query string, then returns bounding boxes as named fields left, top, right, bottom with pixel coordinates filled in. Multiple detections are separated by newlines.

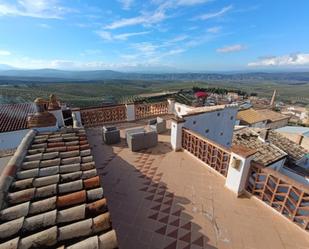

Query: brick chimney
left=28, top=98, right=57, bottom=129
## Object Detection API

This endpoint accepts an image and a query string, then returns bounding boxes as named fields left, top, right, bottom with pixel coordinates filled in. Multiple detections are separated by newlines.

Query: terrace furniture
left=148, top=117, right=167, bottom=134
left=102, top=126, right=120, bottom=145
left=126, top=128, right=158, bottom=152
left=125, top=127, right=146, bottom=139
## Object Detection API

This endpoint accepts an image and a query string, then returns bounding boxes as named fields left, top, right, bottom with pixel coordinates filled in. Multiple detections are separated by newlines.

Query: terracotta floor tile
left=86, top=126, right=309, bottom=249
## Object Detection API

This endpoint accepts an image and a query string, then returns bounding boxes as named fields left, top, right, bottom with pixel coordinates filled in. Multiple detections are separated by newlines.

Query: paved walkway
left=86, top=124, right=309, bottom=249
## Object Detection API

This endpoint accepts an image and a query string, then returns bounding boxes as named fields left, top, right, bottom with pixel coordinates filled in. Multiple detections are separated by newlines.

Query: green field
left=0, top=80, right=308, bottom=107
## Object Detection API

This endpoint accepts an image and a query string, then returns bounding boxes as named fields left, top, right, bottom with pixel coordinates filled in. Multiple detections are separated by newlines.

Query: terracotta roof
left=232, top=127, right=286, bottom=166
left=267, top=130, right=308, bottom=162
left=0, top=128, right=118, bottom=249
left=0, top=103, right=36, bottom=133
left=237, top=108, right=267, bottom=124
left=256, top=109, right=290, bottom=122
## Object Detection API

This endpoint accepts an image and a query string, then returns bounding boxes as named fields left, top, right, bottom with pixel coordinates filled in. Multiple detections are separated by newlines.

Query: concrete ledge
left=0, top=129, right=36, bottom=209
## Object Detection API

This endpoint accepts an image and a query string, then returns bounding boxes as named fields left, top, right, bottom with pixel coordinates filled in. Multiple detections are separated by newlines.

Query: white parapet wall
left=170, top=118, right=185, bottom=151
left=126, top=104, right=135, bottom=121
left=225, top=149, right=255, bottom=196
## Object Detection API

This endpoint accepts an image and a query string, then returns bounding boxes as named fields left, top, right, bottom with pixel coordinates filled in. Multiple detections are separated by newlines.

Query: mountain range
left=0, top=66, right=309, bottom=83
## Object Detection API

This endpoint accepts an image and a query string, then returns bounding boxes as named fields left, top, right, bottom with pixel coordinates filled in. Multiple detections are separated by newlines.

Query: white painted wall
left=174, top=102, right=195, bottom=116
left=49, top=109, right=64, bottom=127
left=225, top=153, right=254, bottom=195
left=72, top=112, right=83, bottom=128
left=126, top=104, right=135, bottom=121
left=0, top=129, right=30, bottom=150
left=167, top=99, right=175, bottom=114
left=182, top=107, right=238, bottom=147
left=72, top=110, right=82, bottom=126
left=170, top=120, right=184, bottom=151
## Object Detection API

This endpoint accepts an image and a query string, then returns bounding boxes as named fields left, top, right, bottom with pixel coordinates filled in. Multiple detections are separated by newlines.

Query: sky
left=0, top=0, right=309, bottom=72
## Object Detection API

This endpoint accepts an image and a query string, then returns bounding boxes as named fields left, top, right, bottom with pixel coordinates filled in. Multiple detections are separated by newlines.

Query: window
left=177, top=107, right=181, bottom=113
left=217, top=112, right=220, bottom=116
left=193, top=121, right=196, bottom=125
left=220, top=132, right=224, bottom=136
left=205, top=129, right=209, bottom=133
left=230, top=116, right=234, bottom=120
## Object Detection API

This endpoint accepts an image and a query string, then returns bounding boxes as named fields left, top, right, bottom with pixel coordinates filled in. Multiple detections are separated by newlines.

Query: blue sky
left=0, top=0, right=309, bottom=71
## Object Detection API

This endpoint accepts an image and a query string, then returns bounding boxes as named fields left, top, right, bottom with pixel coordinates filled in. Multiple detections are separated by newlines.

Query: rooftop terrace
left=86, top=119, right=309, bottom=249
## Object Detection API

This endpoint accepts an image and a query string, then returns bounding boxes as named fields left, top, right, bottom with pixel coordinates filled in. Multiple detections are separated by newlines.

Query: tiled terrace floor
left=86, top=121, right=309, bottom=249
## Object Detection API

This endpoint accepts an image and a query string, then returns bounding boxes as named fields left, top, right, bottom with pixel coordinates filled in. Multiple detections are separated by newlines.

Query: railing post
left=126, top=103, right=135, bottom=122
left=170, top=116, right=185, bottom=151
left=167, top=98, right=175, bottom=114
left=71, top=108, right=83, bottom=128
left=225, top=145, right=256, bottom=196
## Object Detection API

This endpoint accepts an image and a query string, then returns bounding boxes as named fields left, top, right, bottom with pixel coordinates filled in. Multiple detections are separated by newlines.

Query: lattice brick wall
left=80, top=105, right=127, bottom=128
left=135, top=102, right=168, bottom=120
left=247, top=162, right=309, bottom=231
left=182, top=128, right=230, bottom=177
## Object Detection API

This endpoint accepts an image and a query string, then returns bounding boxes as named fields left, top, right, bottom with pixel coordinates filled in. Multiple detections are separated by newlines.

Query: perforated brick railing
left=134, top=101, right=169, bottom=120
left=80, top=105, right=127, bottom=128
left=181, top=128, right=231, bottom=177
left=247, top=161, right=309, bottom=231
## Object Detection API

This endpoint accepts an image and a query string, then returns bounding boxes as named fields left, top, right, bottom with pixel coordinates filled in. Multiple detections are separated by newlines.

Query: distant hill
left=0, top=68, right=309, bottom=84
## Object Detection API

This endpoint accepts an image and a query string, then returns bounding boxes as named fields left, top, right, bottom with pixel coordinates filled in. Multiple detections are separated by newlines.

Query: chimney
left=47, top=94, right=65, bottom=127
left=48, top=94, right=61, bottom=110
left=259, top=128, right=270, bottom=141
left=296, top=134, right=304, bottom=145
left=28, top=98, right=57, bottom=129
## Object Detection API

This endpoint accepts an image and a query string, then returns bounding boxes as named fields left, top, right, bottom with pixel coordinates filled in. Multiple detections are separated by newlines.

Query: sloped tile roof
left=237, top=108, right=267, bottom=124
left=267, top=130, right=308, bottom=162
left=0, top=103, right=36, bottom=133
left=233, top=127, right=286, bottom=166
left=256, top=109, right=290, bottom=122
left=0, top=128, right=118, bottom=249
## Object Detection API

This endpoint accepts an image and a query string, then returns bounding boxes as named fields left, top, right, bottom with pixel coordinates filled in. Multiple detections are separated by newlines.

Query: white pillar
left=170, top=117, right=185, bottom=151
left=71, top=109, right=83, bottom=128
left=126, top=104, right=135, bottom=122
left=167, top=98, right=175, bottom=115
left=49, top=109, right=65, bottom=127
left=225, top=146, right=255, bottom=196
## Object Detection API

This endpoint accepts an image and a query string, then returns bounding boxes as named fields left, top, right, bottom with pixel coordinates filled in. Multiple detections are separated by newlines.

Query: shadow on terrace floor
left=86, top=127, right=217, bottom=249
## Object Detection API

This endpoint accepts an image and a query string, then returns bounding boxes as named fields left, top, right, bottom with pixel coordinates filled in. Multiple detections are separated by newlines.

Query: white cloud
left=0, top=50, right=11, bottom=56
left=176, top=0, right=211, bottom=6
left=104, top=9, right=166, bottom=29
left=248, top=53, right=309, bottom=67
left=114, top=31, right=150, bottom=40
left=197, top=5, right=232, bottom=20
left=216, top=44, right=246, bottom=53
left=38, top=23, right=51, bottom=28
left=96, top=30, right=150, bottom=41
left=118, top=0, right=134, bottom=10
left=0, top=57, right=134, bottom=70
left=207, top=26, right=221, bottom=33
left=96, top=31, right=113, bottom=41
left=0, top=0, right=72, bottom=19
